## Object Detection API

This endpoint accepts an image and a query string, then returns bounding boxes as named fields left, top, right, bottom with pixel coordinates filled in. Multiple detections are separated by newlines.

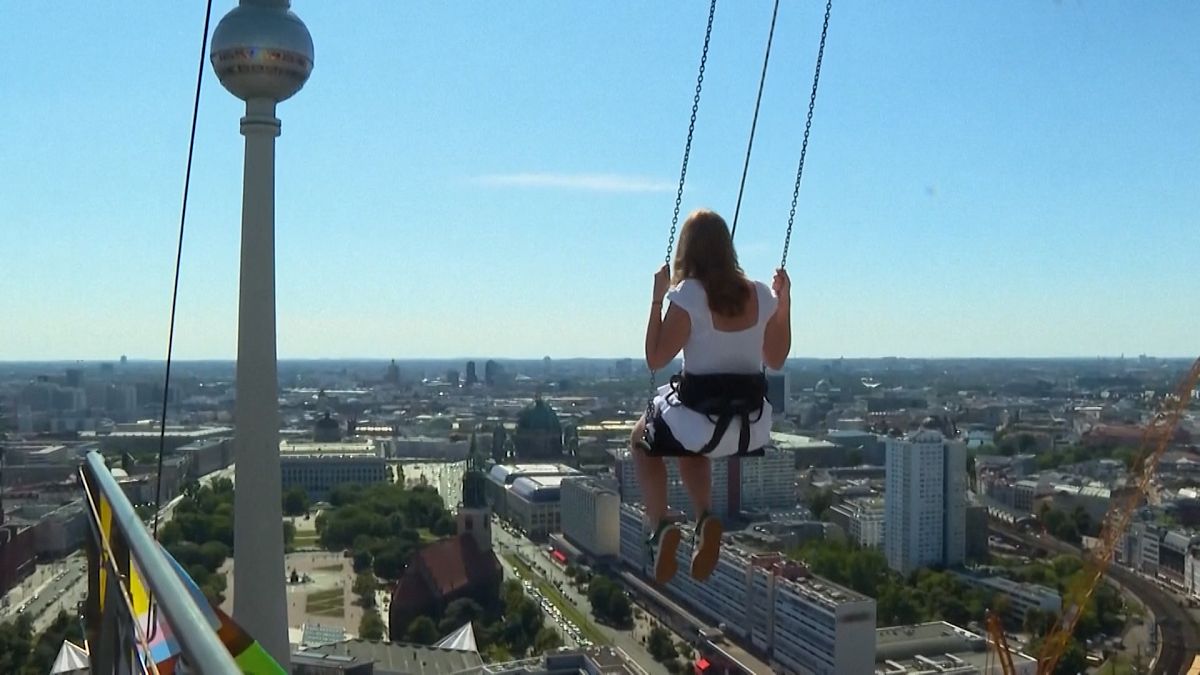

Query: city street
left=492, top=522, right=668, bottom=675
left=1, top=464, right=237, bottom=635
left=1, top=551, right=87, bottom=631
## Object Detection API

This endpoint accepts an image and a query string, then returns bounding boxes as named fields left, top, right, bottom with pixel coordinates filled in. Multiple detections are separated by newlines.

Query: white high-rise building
left=739, top=449, right=796, bottom=512
left=884, top=423, right=966, bottom=575
left=560, top=477, right=620, bottom=559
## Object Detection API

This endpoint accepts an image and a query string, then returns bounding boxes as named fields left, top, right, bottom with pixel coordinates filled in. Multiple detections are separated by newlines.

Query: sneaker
left=690, top=512, right=723, bottom=581
left=646, top=522, right=682, bottom=584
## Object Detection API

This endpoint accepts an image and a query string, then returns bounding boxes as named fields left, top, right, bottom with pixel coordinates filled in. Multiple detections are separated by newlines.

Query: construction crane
left=986, top=609, right=1017, bottom=675
left=989, top=357, right=1200, bottom=674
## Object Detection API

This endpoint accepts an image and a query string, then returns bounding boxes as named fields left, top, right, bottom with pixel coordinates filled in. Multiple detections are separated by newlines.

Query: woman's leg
left=631, top=417, right=668, bottom=527
left=631, top=416, right=680, bottom=583
left=677, top=454, right=722, bottom=581
left=676, top=455, right=712, bottom=516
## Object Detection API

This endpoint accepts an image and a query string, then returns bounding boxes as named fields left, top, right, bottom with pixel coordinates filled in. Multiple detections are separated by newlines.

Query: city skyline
left=3, top=2, right=1198, bottom=360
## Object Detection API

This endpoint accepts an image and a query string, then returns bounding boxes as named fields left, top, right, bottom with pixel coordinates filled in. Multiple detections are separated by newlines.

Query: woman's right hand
left=772, top=268, right=791, bottom=307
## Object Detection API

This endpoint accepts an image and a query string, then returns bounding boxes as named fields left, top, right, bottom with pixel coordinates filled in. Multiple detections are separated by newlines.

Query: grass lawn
left=504, top=553, right=610, bottom=647
left=306, top=586, right=344, bottom=617
left=417, top=528, right=442, bottom=544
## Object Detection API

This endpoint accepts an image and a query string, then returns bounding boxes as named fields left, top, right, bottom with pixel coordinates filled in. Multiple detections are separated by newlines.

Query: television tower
left=210, top=0, right=313, bottom=666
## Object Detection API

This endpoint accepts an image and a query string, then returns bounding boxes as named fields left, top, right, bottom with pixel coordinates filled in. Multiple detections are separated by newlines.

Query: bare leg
left=676, top=455, right=712, bottom=517
left=678, top=454, right=722, bottom=581
left=631, top=418, right=668, bottom=527
left=631, top=417, right=681, bottom=584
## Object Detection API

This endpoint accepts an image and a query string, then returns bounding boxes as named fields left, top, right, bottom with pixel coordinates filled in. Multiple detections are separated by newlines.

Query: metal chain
left=781, top=0, right=832, bottom=270
left=649, top=0, right=718, bottom=411
left=664, top=0, right=717, bottom=268
left=730, top=0, right=781, bottom=240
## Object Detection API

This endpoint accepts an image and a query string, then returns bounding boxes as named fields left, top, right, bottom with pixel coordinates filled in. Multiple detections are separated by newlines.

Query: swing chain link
left=782, top=0, right=832, bottom=270
left=665, top=0, right=717, bottom=269
left=649, top=0, right=718, bottom=417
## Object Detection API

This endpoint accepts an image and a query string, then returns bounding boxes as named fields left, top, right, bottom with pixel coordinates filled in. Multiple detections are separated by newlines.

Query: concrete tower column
left=211, top=0, right=313, bottom=666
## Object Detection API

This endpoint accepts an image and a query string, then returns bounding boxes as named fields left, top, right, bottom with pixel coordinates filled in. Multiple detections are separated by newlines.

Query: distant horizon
left=1, top=354, right=1195, bottom=365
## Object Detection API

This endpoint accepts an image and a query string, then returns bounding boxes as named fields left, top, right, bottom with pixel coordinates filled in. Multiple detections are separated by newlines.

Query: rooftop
left=102, top=425, right=232, bottom=438
left=769, top=432, right=838, bottom=450
left=298, top=638, right=483, bottom=674
left=279, top=440, right=379, bottom=457
left=875, top=621, right=1036, bottom=674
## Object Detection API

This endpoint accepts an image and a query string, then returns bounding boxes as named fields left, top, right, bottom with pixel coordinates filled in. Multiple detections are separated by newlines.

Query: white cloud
left=473, top=172, right=673, bottom=193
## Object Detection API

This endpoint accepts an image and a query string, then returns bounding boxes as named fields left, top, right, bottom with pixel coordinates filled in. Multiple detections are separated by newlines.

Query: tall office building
left=560, top=477, right=620, bottom=559
left=766, top=370, right=790, bottom=414
left=884, top=421, right=966, bottom=575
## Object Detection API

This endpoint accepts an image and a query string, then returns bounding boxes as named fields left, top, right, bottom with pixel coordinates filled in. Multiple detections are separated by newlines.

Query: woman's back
left=666, top=277, right=777, bottom=375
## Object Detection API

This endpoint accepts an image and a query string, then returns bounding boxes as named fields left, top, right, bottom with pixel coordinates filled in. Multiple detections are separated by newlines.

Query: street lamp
left=210, top=0, right=313, bottom=666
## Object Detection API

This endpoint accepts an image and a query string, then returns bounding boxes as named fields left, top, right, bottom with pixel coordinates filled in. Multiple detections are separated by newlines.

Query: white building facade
left=739, top=449, right=797, bottom=512
left=560, top=477, right=620, bottom=559
left=619, top=504, right=876, bottom=675
left=885, top=426, right=966, bottom=575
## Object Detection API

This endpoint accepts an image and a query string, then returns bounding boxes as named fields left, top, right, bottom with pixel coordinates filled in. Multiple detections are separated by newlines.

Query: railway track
left=991, top=522, right=1199, bottom=674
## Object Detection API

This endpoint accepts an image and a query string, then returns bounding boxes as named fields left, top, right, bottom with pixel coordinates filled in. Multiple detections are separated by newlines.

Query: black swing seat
left=668, top=371, right=768, bottom=457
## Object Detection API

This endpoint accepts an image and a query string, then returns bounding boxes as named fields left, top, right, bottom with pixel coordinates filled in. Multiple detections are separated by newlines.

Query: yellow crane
left=989, top=357, right=1200, bottom=675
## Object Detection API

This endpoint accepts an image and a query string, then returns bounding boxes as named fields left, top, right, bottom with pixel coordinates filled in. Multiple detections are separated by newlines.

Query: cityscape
left=2, top=355, right=1199, bottom=674
left=2, top=1, right=1198, bottom=675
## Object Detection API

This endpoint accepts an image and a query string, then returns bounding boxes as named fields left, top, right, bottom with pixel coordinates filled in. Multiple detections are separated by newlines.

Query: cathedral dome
left=314, top=412, right=341, bottom=442
left=516, top=398, right=561, bottom=434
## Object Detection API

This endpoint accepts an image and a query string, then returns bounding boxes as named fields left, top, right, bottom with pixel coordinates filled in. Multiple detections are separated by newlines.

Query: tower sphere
left=211, top=0, right=314, bottom=103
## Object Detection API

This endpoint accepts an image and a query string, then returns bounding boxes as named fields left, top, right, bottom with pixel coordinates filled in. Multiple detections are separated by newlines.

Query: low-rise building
left=828, top=496, right=884, bottom=548
left=952, top=573, right=1061, bottom=625
left=485, top=463, right=581, bottom=539
left=279, top=441, right=388, bottom=501
left=875, top=621, right=1036, bottom=674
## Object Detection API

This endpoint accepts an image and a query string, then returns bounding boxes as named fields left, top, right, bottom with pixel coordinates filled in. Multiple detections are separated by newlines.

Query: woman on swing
left=636, top=208, right=791, bottom=584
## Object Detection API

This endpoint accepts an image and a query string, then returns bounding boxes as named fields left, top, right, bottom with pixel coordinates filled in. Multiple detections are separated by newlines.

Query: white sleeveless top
left=651, top=278, right=778, bottom=457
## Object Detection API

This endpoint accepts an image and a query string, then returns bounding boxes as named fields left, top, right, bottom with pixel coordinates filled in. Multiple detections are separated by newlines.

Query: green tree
left=360, top=610, right=386, bottom=641
left=373, top=540, right=411, bottom=580
left=440, top=598, right=484, bottom=635
left=1054, top=639, right=1087, bottom=675
left=283, top=486, right=310, bottom=516
left=353, top=573, right=378, bottom=608
left=406, top=616, right=439, bottom=644
left=533, top=626, right=562, bottom=654
left=806, top=488, right=835, bottom=520
left=0, top=615, right=33, bottom=673
left=647, top=626, right=677, bottom=662
left=352, top=547, right=373, bottom=573
left=484, top=643, right=513, bottom=663
left=25, top=610, right=83, bottom=675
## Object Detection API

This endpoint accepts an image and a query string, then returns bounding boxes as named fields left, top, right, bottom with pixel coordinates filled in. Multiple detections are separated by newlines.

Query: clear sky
left=2, top=1, right=1197, bottom=361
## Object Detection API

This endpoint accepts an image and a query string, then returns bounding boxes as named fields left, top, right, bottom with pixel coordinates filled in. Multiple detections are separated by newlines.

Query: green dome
left=516, top=398, right=561, bottom=433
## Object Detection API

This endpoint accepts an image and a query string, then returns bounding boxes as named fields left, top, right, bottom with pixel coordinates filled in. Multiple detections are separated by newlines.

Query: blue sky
left=2, top=1, right=1197, bottom=360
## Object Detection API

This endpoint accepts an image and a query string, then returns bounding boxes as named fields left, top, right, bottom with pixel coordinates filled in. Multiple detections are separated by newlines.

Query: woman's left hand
left=652, top=264, right=671, bottom=303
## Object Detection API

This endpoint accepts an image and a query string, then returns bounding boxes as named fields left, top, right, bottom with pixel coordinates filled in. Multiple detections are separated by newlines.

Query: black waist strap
left=669, top=372, right=766, bottom=455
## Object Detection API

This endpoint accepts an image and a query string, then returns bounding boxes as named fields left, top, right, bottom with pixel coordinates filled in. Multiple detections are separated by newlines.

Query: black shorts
left=638, top=410, right=693, bottom=457
left=637, top=410, right=765, bottom=458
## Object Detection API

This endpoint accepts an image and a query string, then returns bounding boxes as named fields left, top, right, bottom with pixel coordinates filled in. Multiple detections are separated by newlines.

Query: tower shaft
left=232, top=98, right=288, bottom=665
